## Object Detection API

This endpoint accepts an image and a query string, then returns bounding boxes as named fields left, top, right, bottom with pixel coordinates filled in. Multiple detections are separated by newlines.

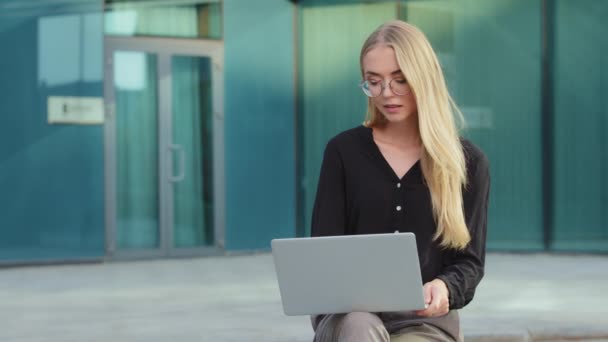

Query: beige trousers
left=311, top=311, right=462, bottom=342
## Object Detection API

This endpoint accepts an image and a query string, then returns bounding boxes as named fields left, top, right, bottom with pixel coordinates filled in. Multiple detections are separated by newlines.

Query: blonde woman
left=310, top=20, right=490, bottom=342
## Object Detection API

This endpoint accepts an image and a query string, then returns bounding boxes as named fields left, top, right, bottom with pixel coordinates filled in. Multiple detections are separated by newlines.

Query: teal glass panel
left=171, top=56, right=214, bottom=248
left=223, top=0, right=295, bottom=250
left=552, top=1, right=608, bottom=252
left=114, top=51, right=160, bottom=249
left=298, top=1, right=397, bottom=237
left=104, top=0, right=222, bottom=39
left=400, top=0, right=544, bottom=251
left=0, top=1, right=105, bottom=262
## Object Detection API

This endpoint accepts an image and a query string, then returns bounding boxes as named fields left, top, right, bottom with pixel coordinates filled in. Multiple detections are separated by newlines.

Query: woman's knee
left=338, top=312, right=389, bottom=341
left=341, top=312, right=382, bottom=329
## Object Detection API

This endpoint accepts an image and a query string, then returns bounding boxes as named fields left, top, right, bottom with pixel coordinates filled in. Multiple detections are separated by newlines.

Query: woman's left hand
left=415, top=278, right=450, bottom=317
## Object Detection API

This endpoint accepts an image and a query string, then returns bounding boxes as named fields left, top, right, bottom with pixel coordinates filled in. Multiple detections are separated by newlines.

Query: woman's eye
left=395, top=79, right=407, bottom=84
left=367, top=80, right=380, bottom=86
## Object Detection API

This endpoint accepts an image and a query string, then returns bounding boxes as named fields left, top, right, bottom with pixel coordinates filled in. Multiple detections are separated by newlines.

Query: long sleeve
left=437, top=150, right=490, bottom=309
left=311, top=139, right=347, bottom=237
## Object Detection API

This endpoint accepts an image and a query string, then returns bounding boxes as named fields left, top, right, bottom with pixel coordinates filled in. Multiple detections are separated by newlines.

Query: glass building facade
left=297, top=0, right=608, bottom=253
left=0, top=0, right=605, bottom=264
left=0, top=0, right=105, bottom=261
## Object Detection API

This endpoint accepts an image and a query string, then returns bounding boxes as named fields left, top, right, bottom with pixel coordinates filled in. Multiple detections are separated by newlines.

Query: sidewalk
left=0, top=253, right=607, bottom=342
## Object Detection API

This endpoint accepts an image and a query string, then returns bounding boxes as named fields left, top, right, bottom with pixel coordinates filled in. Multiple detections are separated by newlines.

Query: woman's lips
left=383, top=104, right=402, bottom=113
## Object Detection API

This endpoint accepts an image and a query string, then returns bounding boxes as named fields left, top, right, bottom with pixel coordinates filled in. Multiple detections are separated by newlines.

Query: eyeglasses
left=359, top=78, right=410, bottom=97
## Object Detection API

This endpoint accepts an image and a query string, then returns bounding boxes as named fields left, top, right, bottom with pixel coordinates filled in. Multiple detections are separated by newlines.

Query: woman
left=310, top=20, right=490, bottom=342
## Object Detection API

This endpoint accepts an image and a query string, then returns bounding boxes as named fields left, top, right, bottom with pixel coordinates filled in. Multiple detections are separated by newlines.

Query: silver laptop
left=271, top=232, right=425, bottom=316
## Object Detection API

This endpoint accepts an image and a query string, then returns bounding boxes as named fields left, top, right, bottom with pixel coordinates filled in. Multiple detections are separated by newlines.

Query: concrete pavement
left=1, top=253, right=607, bottom=342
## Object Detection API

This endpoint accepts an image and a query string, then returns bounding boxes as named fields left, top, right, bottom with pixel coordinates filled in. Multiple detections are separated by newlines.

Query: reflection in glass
left=552, top=0, right=608, bottom=251
left=38, top=13, right=103, bottom=86
left=104, top=0, right=222, bottom=39
left=399, top=0, right=544, bottom=250
left=171, top=56, right=214, bottom=247
left=114, top=51, right=148, bottom=91
left=114, top=51, right=160, bottom=249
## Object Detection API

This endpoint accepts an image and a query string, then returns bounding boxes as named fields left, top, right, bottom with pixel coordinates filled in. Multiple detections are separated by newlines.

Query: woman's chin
left=381, top=112, right=411, bottom=123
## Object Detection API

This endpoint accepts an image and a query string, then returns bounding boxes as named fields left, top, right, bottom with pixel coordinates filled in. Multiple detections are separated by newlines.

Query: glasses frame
left=359, top=78, right=410, bottom=98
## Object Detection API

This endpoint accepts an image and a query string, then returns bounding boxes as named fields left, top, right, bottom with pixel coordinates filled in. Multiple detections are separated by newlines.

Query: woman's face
left=362, top=45, right=418, bottom=125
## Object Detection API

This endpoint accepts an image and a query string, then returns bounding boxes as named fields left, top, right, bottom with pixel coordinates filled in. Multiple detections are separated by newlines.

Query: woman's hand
left=415, top=278, right=450, bottom=317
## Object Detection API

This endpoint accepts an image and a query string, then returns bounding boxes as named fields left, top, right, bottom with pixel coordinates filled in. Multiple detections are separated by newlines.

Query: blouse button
left=397, top=183, right=401, bottom=188
left=396, top=205, right=402, bottom=211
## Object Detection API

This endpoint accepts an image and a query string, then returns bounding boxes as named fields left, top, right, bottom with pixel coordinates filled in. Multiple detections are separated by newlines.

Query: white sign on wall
left=47, top=96, right=104, bottom=125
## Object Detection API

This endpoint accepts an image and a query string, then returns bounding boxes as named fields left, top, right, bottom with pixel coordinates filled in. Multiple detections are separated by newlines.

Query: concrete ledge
left=0, top=253, right=607, bottom=342
left=466, top=332, right=608, bottom=342
left=466, top=331, right=531, bottom=342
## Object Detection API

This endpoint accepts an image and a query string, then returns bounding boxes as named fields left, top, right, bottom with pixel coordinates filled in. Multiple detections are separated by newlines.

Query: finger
left=423, top=285, right=445, bottom=316
left=415, top=300, right=438, bottom=317
left=416, top=304, right=440, bottom=317
left=415, top=301, right=431, bottom=317
left=414, top=307, right=432, bottom=317
left=430, top=284, right=442, bottom=305
left=423, top=283, right=433, bottom=305
left=428, top=288, right=448, bottom=316
left=431, top=284, right=449, bottom=313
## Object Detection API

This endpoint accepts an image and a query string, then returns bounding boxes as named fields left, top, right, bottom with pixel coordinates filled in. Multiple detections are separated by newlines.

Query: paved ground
left=1, top=253, right=607, bottom=342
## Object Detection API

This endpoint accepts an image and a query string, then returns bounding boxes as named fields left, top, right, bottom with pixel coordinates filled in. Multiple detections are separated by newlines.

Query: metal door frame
left=103, top=36, right=225, bottom=260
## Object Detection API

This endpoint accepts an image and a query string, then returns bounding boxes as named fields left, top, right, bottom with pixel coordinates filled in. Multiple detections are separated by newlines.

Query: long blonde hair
left=361, top=20, right=470, bottom=250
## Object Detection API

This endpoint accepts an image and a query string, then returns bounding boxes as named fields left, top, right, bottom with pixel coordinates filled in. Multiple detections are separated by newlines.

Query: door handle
left=168, top=144, right=185, bottom=182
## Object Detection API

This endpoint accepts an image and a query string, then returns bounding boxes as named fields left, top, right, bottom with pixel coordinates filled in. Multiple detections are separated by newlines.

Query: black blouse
left=311, top=125, right=490, bottom=310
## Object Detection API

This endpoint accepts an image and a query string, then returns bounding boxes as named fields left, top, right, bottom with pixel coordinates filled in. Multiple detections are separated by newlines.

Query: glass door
left=112, top=50, right=161, bottom=253
left=104, top=37, right=224, bottom=259
left=169, top=55, right=217, bottom=252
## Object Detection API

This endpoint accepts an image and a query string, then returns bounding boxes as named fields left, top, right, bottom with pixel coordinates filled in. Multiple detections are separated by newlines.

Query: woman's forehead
left=362, top=45, right=401, bottom=75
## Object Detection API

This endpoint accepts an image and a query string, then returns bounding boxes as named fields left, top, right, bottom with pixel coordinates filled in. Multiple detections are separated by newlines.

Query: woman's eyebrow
left=365, top=69, right=403, bottom=76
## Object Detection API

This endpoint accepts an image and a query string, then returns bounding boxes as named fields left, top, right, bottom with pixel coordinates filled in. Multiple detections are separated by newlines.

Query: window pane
left=0, top=3, right=105, bottom=262
left=400, top=0, right=544, bottom=250
left=552, top=0, right=608, bottom=252
left=172, top=56, right=215, bottom=248
left=298, top=1, right=397, bottom=237
left=114, top=52, right=160, bottom=250
left=104, top=0, right=222, bottom=39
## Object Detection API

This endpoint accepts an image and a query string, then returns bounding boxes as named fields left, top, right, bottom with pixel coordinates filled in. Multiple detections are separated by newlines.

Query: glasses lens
left=361, top=80, right=381, bottom=97
left=360, top=81, right=374, bottom=97
left=390, top=79, right=409, bottom=95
